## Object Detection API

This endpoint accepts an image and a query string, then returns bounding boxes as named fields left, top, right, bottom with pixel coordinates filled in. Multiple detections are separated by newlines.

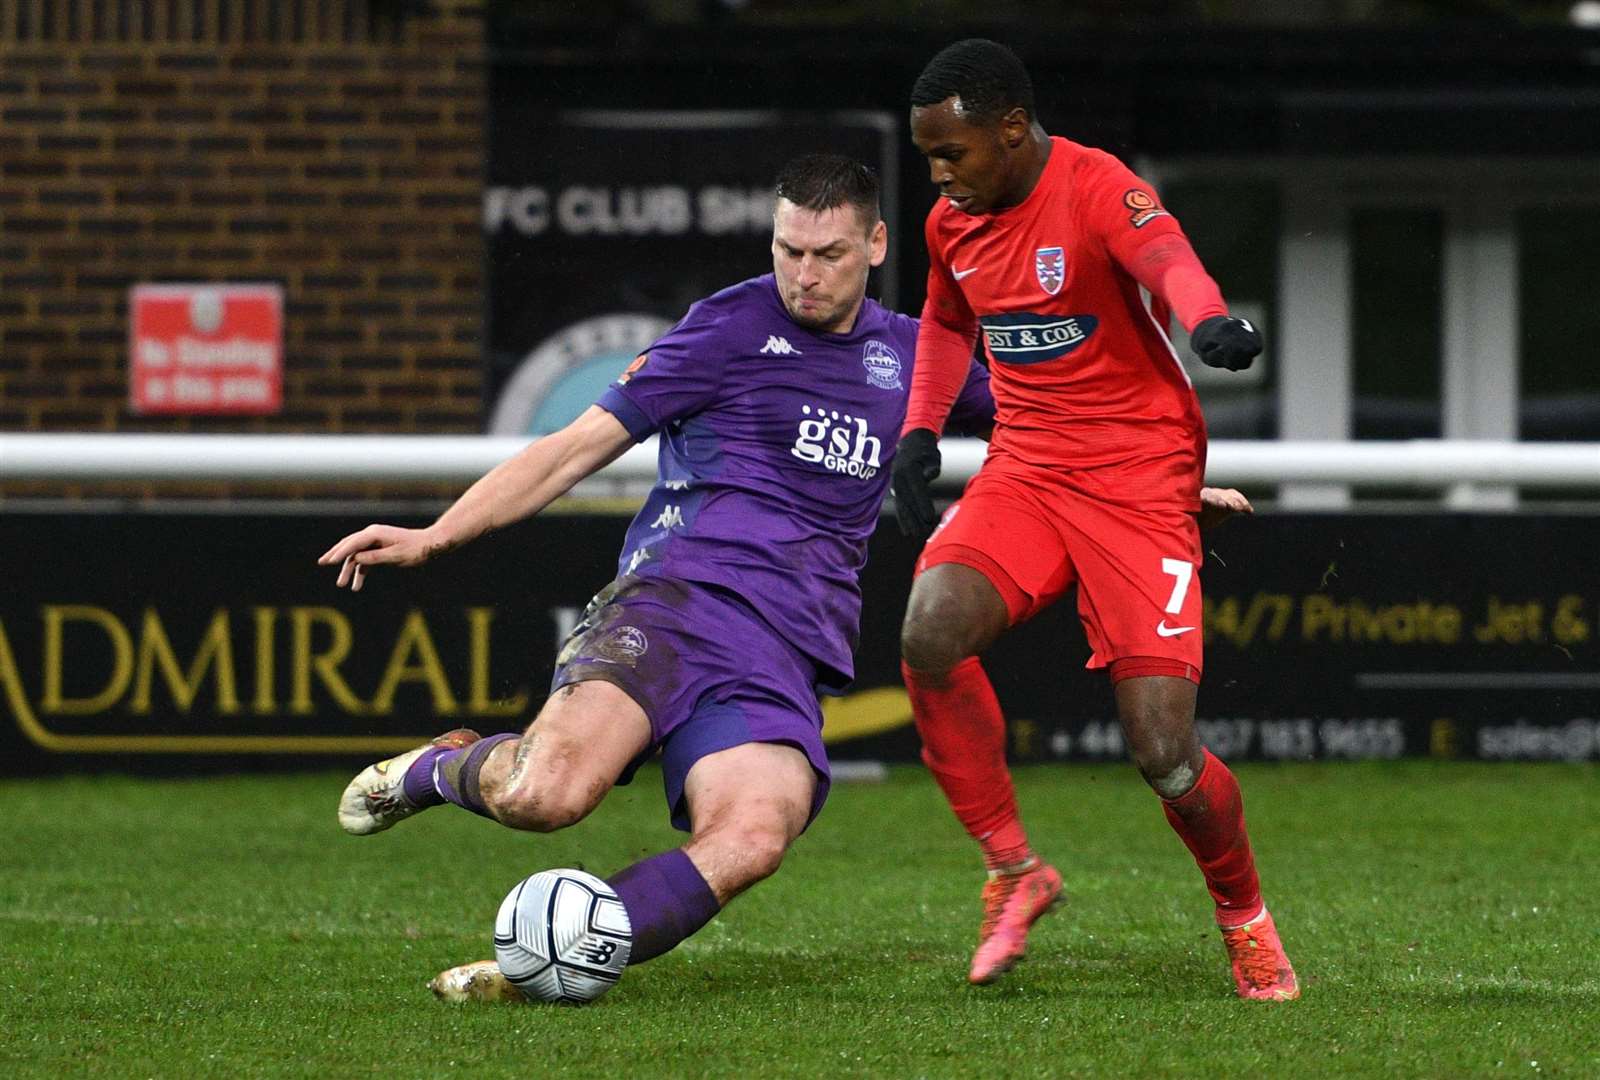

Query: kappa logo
left=650, top=504, right=684, bottom=529
left=1035, top=246, right=1065, bottom=295
left=861, top=340, right=902, bottom=390
left=760, top=335, right=802, bottom=356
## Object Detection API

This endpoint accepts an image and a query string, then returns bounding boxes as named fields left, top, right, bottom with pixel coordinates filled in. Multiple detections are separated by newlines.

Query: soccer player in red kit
left=892, top=39, right=1298, bottom=1001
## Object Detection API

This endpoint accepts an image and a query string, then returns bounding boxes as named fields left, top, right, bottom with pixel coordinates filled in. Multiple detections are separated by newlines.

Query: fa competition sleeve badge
left=1123, top=188, right=1170, bottom=229
left=618, top=352, right=649, bottom=385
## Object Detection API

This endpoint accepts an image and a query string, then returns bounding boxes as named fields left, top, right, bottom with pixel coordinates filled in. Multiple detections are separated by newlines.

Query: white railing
left=0, top=434, right=1598, bottom=491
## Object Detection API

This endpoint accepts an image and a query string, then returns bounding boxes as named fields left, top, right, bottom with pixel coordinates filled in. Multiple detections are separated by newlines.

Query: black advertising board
left=1, top=509, right=1597, bottom=775
left=483, top=109, right=899, bottom=436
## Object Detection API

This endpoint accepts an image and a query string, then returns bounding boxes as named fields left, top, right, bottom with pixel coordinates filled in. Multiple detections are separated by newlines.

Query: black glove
left=1190, top=315, right=1261, bottom=372
left=890, top=428, right=942, bottom=539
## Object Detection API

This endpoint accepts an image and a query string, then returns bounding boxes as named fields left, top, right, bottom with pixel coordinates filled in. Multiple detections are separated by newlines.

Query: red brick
left=39, top=299, right=105, bottom=317
left=78, top=161, right=145, bottom=178
left=156, top=55, right=222, bottom=72
left=37, top=80, right=101, bottom=96
left=78, top=106, right=143, bottom=122
left=227, top=54, right=297, bottom=73
left=304, top=107, right=365, bottom=124
left=4, top=215, right=68, bottom=233
left=38, top=189, right=104, bottom=206
left=4, top=105, right=67, bottom=122
left=153, top=106, right=218, bottom=123
left=230, top=105, right=292, bottom=123
left=38, top=134, right=102, bottom=151
left=79, top=218, right=142, bottom=236
left=191, top=80, right=256, bottom=98
left=265, top=81, right=329, bottom=98
left=6, top=160, right=71, bottom=178
left=113, top=78, right=181, bottom=98
left=77, top=54, right=143, bottom=72
left=114, top=133, right=180, bottom=152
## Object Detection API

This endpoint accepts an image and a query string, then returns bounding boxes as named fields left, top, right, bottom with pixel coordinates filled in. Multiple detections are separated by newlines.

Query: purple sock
left=401, top=732, right=517, bottom=819
left=607, top=848, right=721, bottom=964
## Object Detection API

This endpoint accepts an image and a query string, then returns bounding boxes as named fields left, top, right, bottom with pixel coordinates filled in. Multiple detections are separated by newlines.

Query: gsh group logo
left=789, top=405, right=883, bottom=480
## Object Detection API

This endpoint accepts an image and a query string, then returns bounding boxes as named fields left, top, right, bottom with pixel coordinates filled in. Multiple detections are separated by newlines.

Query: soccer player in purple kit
left=317, top=154, right=994, bottom=999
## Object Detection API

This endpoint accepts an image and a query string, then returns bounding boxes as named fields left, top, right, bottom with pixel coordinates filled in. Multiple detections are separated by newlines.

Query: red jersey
left=909, top=136, right=1227, bottom=511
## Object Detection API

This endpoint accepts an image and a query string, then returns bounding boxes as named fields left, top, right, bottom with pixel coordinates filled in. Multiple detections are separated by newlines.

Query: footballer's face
left=911, top=96, right=1030, bottom=215
left=771, top=198, right=887, bottom=335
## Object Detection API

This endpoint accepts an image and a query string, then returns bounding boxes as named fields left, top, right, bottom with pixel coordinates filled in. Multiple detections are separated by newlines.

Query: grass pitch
left=2, top=761, right=1597, bottom=1078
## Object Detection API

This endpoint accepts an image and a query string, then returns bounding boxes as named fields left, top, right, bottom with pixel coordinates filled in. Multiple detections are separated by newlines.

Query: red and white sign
left=129, top=284, right=283, bottom=415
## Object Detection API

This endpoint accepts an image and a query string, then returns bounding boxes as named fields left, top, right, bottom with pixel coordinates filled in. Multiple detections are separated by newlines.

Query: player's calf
left=606, top=848, right=722, bottom=964
left=484, top=780, right=598, bottom=833
left=683, top=819, right=791, bottom=901
left=472, top=679, right=651, bottom=832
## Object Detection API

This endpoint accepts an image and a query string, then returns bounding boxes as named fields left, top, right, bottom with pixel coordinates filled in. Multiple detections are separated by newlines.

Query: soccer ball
left=493, top=868, right=633, bottom=1004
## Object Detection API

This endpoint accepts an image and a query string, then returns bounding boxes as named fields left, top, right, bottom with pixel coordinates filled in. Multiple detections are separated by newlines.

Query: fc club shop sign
left=0, top=511, right=1596, bottom=774
left=482, top=110, right=898, bottom=436
left=129, top=284, right=283, bottom=415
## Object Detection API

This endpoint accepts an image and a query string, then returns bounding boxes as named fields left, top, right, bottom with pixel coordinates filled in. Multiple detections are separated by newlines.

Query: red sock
left=1161, top=748, right=1263, bottom=926
left=903, top=657, right=1033, bottom=871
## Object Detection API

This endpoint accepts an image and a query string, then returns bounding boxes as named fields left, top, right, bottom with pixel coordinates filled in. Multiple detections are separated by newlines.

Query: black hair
left=910, top=38, right=1035, bottom=126
left=773, top=154, right=881, bottom=226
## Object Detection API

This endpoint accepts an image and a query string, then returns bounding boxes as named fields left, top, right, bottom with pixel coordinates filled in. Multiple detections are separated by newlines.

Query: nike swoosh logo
left=953, top=267, right=979, bottom=280
left=1156, top=621, right=1196, bottom=637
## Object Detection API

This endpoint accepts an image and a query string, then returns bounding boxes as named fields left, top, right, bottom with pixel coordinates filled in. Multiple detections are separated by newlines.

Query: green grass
left=2, top=763, right=1597, bottom=1078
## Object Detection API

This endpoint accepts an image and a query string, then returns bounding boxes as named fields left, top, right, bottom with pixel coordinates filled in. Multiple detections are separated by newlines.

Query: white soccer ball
left=493, top=868, right=633, bottom=1004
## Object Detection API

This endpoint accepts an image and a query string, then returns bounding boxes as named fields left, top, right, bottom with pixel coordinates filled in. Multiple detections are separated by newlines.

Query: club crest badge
left=1035, top=246, right=1065, bottom=295
left=597, top=625, right=649, bottom=663
left=862, top=340, right=903, bottom=390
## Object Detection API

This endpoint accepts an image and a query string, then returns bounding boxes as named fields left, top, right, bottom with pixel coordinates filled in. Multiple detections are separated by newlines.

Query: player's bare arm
left=317, top=405, right=633, bottom=590
left=1198, top=486, right=1253, bottom=531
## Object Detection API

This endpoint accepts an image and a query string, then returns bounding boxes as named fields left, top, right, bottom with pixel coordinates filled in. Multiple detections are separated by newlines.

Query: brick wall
left=0, top=0, right=486, bottom=498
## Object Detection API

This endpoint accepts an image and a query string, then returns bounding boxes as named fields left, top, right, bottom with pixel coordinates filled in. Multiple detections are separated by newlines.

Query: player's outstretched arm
left=317, top=405, right=633, bottom=591
left=1197, top=486, right=1253, bottom=532
left=1120, top=234, right=1261, bottom=372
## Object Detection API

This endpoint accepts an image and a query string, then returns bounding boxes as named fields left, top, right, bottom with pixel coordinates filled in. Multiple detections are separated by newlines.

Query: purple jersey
left=596, top=273, right=991, bottom=687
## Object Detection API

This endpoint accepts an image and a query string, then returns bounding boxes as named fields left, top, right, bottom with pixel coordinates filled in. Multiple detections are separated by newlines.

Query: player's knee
left=900, top=607, right=968, bottom=676
left=1131, top=737, right=1200, bottom=798
left=901, top=569, right=1004, bottom=677
left=1144, top=759, right=1200, bottom=800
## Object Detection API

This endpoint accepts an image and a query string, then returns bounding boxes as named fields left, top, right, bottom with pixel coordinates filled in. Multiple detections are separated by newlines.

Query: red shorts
left=916, top=465, right=1204, bottom=682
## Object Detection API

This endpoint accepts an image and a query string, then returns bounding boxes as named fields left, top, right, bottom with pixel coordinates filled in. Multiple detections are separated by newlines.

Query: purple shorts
left=550, top=574, right=830, bottom=832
